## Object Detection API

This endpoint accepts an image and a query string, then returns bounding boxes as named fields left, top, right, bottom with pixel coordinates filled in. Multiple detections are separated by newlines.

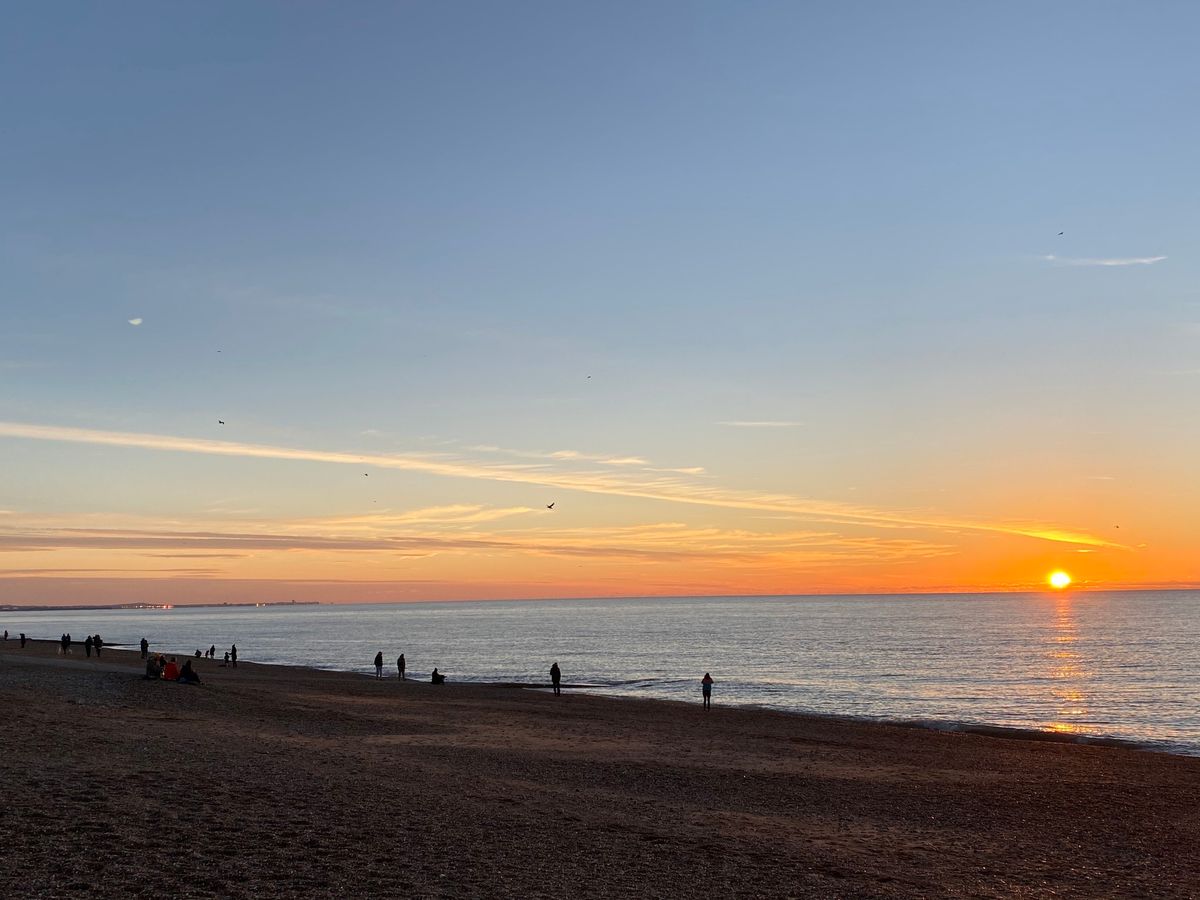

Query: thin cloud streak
left=1042, top=254, right=1167, bottom=267
left=716, top=420, right=801, bottom=428
left=0, top=420, right=1123, bottom=549
left=0, top=522, right=954, bottom=567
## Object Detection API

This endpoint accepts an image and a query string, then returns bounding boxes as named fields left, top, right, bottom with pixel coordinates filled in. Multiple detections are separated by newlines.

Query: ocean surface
left=5, top=591, right=1200, bottom=755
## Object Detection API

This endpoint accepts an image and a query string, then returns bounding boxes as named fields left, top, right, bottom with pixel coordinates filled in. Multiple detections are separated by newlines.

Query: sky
left=2, top=2, right=1198, bottom=605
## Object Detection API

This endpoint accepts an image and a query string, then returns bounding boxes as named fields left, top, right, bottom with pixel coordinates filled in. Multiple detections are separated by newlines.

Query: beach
left=3, top=640, right=1199, bottom=898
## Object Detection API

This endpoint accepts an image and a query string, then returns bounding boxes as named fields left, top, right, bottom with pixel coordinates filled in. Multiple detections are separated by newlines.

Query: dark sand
left=2, top=639, right=1199, bottom=898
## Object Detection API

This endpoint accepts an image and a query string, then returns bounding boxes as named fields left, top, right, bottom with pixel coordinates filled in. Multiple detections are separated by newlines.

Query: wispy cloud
left=0, top=420, right=1123, bottom=549
left=716, top=420, right=801, bottom=428
left=0, top=520, right=955, bottom=568
left=1042, top=254, right=1167, bottom=267
left=127, top=317, right=143, bottom=326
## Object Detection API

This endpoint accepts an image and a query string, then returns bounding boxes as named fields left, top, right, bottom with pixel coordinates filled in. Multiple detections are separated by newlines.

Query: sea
left=5, top=591, right=1199, bottom=755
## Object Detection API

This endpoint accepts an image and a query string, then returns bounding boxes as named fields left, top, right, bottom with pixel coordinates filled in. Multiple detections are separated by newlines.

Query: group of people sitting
left=144, top=654, right=201, bottom=684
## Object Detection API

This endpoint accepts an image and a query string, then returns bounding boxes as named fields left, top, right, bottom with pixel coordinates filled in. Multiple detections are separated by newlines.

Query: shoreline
left=4, top=637, right=1200, bottom=897
left=5, top=636, right=1191, bottom=759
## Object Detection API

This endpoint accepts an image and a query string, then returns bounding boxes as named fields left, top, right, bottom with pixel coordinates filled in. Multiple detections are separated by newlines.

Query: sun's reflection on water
left=1045, top=595, right=1092, bottom=731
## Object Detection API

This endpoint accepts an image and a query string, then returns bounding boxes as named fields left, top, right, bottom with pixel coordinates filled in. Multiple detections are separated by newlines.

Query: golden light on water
left=1049, top=570, right=1072, bottom=590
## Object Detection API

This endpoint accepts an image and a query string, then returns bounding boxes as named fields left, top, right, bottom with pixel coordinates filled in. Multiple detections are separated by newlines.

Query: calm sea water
left=5, top=591, right=1200, bottom=754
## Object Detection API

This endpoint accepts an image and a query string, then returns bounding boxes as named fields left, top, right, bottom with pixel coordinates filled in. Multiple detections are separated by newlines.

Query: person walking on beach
left=93, top=634, right=103, bottom=657
left=140, top=637, right=149, bottom=659
left=701, top=673, right=714, bottom=710
left=397, top=653, right=406, bottom=681
left=230, top=644, right=238, bottom=668
left=374, top=651, right=384, bottom=678
left=550, top=662, right=562, bottom=696
left=208, top=644, right=216, bottom=660
left=84, top=635, right=94, bottom=658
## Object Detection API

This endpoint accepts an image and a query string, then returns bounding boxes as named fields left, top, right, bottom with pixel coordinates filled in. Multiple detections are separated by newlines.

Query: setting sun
left=1049, top=570, right=1072, bottom=590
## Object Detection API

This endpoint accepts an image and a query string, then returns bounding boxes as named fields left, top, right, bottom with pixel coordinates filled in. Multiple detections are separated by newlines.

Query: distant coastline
left=0, top=600, right=320, bottom=612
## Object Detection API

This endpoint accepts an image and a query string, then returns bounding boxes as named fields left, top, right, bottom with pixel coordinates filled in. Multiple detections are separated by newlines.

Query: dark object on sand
left=431, top=668, right=445, bottom=685
left=179, top=660, right=201, bottom=684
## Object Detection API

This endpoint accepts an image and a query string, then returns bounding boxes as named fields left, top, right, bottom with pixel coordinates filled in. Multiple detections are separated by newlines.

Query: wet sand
left=2, top=639, right=1199, bottom=898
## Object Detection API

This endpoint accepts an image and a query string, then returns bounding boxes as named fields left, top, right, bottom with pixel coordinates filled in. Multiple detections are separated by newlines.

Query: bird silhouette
left=218, top=420, right=225, bottom=425
left=1058, top=231, right=1064, bottom=235
left=547, top=502, right=555, bottom=510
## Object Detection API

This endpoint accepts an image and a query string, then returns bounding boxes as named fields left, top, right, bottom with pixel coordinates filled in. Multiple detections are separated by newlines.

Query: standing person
left=397, top=653, right=406, bottom=681
left=550, top=662, right=562, bottom=697
left=93, top=634, right=103, bottom=657
left=208, top=644, right=216, bottom=660
left=20, top=633, right=27, bottom=648
left=230, top=644, right=238, bottom=668
left=64, top=634, right=72, bottom=654
left=374, top=651, right=384, bottom=678
left=84, top=635, right=94, bottom=658
left=140, top=637, right=149, bottom=659
left=701, top=672, right=714, bottom=710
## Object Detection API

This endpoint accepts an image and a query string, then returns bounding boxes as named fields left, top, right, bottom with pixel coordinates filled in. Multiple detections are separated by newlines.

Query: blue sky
left=2, top=2, right=1197, bottom=602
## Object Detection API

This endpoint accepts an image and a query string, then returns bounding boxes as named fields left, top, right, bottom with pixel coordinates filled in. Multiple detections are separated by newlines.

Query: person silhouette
left=230, top=644, right=238, bottom=668
left=374, top=651, right=384, bottom=678
left=701, top=672, right=714, bottom=710
left=550, top=662, right=562, bottom=697
left=93, top=634, right=103, bottom=657
left=431, top=668, right=445, bottom=685
left=397, top=653, right=406, bottom=681
left=208, top=644, right=216, bottom=660
left=19, top=633, right=26, bottom=648
left=84, top=635, right=94, bottom=658
left=140, top=637, right=149, bottom=659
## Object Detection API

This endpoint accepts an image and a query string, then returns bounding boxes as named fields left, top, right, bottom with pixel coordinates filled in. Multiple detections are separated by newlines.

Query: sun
left=1048, top=570, right=1072, bottom=590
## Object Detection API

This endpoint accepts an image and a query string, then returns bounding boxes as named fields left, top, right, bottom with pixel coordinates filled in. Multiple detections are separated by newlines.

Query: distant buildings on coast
left=0, top=600, right=321, bottom=612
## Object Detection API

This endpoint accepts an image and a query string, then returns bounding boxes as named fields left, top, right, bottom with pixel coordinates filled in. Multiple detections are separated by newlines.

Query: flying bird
left=218, top=420, right=225, bottom=425
left=1058, top=232, right=1064, bottom=235
left=546, top=502, right=555, bottom=510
